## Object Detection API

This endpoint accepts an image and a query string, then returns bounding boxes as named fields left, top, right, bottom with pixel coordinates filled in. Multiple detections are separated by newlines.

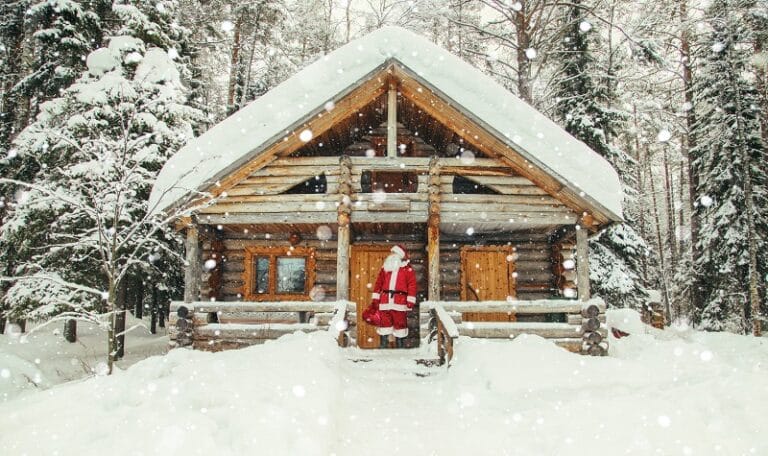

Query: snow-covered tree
left=1, top=27, right=203, bottom=371
left=552, top=0, right=650, bottom=309
left=690, top=0, right=767, bottom=333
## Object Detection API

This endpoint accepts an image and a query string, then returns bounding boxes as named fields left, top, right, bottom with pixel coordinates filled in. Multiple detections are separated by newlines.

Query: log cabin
left=149, top=26, right=623, bottom=356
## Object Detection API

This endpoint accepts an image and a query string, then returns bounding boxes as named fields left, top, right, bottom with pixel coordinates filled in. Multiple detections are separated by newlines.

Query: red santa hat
left=391, top=244, right=408, bottom=260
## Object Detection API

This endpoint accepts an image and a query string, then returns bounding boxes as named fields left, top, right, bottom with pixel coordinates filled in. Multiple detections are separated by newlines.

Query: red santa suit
left=370, top=245, right=417, bottom=338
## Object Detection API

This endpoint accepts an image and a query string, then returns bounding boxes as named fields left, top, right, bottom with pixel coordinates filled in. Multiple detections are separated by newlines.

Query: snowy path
left=1, top=326, right=767, bottom=456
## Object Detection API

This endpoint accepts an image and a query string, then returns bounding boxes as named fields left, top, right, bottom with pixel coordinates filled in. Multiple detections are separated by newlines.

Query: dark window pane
left=277, top=257, right=306, bottom=293
left=255, top=257, right=270, bottom=294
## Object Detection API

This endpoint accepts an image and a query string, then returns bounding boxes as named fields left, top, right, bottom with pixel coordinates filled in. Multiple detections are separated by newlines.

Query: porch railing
left=169, top=300, right=352, bottom=350
left=423, top=298, right=608, bottom=363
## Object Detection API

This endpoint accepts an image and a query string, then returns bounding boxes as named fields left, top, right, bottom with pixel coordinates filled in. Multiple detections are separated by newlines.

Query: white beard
left=382, top=254, right=407, bottom=271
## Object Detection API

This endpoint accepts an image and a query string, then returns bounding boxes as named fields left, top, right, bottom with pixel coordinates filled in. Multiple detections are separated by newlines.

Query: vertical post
left=427, top=156, right=441, bottom=301
left=387, top=81, right=397, bottom=157
left=184, top=223, right=201, bottom=303
left=576, top=222, right=591, bottom=301
left=336, top=155, right=352, bottom=300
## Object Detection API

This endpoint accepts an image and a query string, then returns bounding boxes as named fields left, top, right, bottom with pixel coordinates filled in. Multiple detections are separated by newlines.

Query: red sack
left=362, top=304, right=382, bottom=327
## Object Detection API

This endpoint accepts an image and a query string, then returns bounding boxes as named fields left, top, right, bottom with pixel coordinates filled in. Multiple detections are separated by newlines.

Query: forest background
left=0, top=0, right=765, bottom=351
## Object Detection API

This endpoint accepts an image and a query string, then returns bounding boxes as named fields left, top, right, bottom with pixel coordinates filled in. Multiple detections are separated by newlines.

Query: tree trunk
left=680, top=0, right=701, bottom=316
left=648, top=153, right=672, bottom=325
left=134, top=278, right=144, bottom=319
left=727, top=46, right=762, bottom=336
left=150, top=286, right=158, bottom=334
left=514, top=5, right=532, bottom=104
left=662, top=147, right=678, bottom=260
left=115, top=281, right=127, bottom=359
left=226, top=15, right=244, bottom=111
left=64, top=319, right=77, bottom=343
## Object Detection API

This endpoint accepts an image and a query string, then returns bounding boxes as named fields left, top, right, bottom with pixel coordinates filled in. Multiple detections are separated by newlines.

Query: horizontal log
left=217, top=311, right=303, bottom=324
left=200, top=213, right=339, bottom=225
left=458, top=322, right=582, bottom=339
left=195, top=323, right=325, bottom=339
left=566, top=314, right=607, bottom=325
left=199, top=202, right=339, bottom=214
left=424, top=299, right=605, bottom=314
left=439, top=202, right=570, bottom=213
left=251, top=165, right=339, bottom=177
left=171, top=300, right=341, bottom=313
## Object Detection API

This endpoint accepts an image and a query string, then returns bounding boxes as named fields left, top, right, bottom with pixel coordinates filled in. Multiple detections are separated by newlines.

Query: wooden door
left=461, top=246, right=517, bottom=322
left=350, top=245, right=392, bottom=349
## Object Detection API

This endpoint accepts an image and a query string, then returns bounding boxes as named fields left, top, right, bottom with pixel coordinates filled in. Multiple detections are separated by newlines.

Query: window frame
left=242, top=246, right=316, bottom=301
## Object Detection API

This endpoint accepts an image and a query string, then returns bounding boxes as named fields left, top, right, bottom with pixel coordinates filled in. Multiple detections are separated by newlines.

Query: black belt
left=382, top=290, right=408, bottom=296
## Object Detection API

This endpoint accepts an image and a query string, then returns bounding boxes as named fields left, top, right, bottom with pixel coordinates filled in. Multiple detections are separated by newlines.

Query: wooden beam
left=184, top=224, right=201, bottom=303
left=428, top=155, right=441, bottom=301
left=387, top=81, right=397, bottom=157
left=576, top=224, right=591, bottom=301
left=336, top=155, right=352, bottom=300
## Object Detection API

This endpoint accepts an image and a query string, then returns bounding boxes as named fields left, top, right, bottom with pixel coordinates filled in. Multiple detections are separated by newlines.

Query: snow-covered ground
left=0, top=316, right=169, bottom=402
left=1, top=311, right=766, bottom=456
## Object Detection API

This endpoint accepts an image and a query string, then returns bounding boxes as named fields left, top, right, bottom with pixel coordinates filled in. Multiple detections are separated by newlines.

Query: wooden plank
left=424, top=299, right=606, bottom=314
left=457, top=322, right=582, bottom=339
left=198, top=202, right=340, bottom=214
left=185, top=301, right=339, bottom=313
left=387, top=82, right=397, bottom=157
left=184, top=225, right=201, bottom=303
left=337, top=156, right=352, bottom=300
left=199, top=213, right=339, bottom=225
left=576, top=225, right=590, bottom=301
left=428, top=155, right=441, bottom=301
left=196, top=323, right=324, bottom=339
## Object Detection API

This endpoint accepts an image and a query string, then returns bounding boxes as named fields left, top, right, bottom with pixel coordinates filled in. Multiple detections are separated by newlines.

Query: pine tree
left=15, top=0, right=106, bottom=105
left=690, top=0, right=767, bottom=333
left=1, top=4, right=203, bottom=371
left=553, top=0, right=650, bottom=309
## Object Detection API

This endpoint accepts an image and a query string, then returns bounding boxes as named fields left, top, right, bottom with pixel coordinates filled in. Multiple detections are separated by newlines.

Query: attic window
left=360, top=171, right=417, bottom=193
left=284, top=173, right=327, bottom=194
left=452, top=175, right=499, bottom=194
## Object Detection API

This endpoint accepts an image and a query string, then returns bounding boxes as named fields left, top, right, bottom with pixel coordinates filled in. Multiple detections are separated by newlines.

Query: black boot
left=380, top=335, right=388, bottom=349
left=395, top=337, right=405, bottom=349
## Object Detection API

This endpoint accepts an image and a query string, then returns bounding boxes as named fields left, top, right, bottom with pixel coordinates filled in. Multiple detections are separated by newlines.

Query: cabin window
left=243, top=247, right=316, bottom=300
left=284, top=173, right=327, bottom=194
left=361, top=171, right=417, bottom=193
left=452, top=175, right=499, bottom=194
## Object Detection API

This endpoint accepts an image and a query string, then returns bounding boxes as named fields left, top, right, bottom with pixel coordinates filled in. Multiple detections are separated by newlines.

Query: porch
left=168, top=297, right=608, bottom=359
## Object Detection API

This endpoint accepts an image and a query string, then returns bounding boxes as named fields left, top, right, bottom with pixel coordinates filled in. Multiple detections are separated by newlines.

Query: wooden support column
left=427, top=156, right=441, bottom=301
left=575, top=222, right=591, bottom=302
left=336, top=155, right=352, bottom=300
left=184, top=224, right=201, bottom=303
left=387, top=81, right=397, bottom=157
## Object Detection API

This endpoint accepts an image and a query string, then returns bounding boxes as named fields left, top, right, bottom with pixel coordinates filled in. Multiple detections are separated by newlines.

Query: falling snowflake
left=525, top=48, right=537, bottom=59
left=204, top=259, right=217, bottom=271
left=657, top=129, right=672, bottom=142
left=657, top=415, right=672, bottom=427
left=700, top=350, right=713, bottom=362
left=167, top=48, right=179, bottom=60
left=682, top=102, right=693, bottom=112
left=292, top=385, right=306, bottom=398
left=372, top=191, right=387, bottom=204
left=511, top=2, right=522, bottom=11
left=563, top=259, right=575, bottom=270
left=316, top=225, right=333, bottom=241
left=460, top=149, right=475, bottom=165
left=0, top=368, right=10, bottom=379
left=6, top=149, right=17, bottom=159
left=711, top=42, right=725, bottom=53
left=365, top=148, right=376, bottom=158
left=579, top=21, right=592, bottom=33
left=299, top=129, right=313, bottom=142
left=466, top=227, right=475, bottom=236
left=700, top=195, right=713, bottom=207
left=324, top=101, right=335, bottom=112
left=221, top=21, right=235, bottom=32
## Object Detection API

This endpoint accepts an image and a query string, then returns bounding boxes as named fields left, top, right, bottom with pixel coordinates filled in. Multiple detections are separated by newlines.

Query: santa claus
left=370, top=244, right=417, bottom=348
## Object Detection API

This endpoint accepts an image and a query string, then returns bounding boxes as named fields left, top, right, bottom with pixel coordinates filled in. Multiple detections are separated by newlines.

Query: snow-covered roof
left=149, top=26, right=623, bottom=221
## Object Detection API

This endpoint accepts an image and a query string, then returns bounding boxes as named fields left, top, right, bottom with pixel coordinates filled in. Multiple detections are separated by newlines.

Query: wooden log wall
left=201, top=231, right=341, bottom=302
